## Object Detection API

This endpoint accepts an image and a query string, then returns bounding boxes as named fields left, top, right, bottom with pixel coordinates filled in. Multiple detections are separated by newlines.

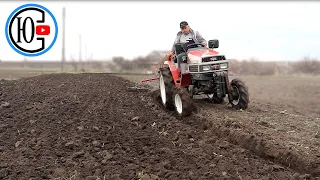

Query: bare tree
left=292, top=57, right=320, bottom=75
left=70, top=56, right=78, bottom=72
left=112, top=56, right=126, bottom=70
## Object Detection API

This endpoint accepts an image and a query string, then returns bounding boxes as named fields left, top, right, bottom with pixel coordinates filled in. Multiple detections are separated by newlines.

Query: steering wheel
left=186, top=43, right=205, bottom=49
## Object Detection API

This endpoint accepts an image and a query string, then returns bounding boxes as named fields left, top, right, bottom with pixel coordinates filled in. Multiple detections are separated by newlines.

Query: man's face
left=181, top=25, right=190, bottom=34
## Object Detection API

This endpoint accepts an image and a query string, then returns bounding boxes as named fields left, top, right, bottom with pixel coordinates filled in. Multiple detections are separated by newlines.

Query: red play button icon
left=36, top=25, right=50, bottom=35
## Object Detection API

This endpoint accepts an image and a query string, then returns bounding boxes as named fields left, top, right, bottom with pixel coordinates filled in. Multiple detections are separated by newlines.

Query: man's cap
left=180, top=21, right=188, bottom=28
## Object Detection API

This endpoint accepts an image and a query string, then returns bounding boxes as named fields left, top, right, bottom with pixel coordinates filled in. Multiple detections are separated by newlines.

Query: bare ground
left=0, top=73, right=317, bottom=180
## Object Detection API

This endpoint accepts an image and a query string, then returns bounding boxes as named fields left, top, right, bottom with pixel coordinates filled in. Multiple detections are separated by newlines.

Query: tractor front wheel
left=159, top=68, right=175, bottom=110
left=229, top=78, right=249, bottom=110
left=173, top=87, right=194, bottom=117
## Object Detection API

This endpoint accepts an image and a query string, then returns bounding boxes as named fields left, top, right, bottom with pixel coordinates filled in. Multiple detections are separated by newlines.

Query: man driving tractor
left=153, top=21, right=249, bottom=117
left=165, top=21, right=207, bottom=61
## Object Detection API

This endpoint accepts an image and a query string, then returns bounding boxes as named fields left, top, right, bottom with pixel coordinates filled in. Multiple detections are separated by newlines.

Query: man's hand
left=165, top=52, right=174, bottom=61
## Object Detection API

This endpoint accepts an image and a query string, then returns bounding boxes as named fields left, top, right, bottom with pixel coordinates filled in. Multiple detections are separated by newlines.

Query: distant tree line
left=1, top=54, right=319, bottom=76
left=229, top=57, right=320, bottom=76
left=111, top=55, right=320, bottom=76
left=110, top=56, right=156, bottom=71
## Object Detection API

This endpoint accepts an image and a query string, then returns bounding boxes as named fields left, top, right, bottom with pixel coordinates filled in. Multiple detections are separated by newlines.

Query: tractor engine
left=187, top=54, right=229, bottom=98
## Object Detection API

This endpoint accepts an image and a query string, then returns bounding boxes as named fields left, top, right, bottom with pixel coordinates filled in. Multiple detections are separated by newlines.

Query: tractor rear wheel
left=173, top=87, right=194, bottom=117
left=229, top=78, right=249, bottom=110
left=159, top=67, right=175, bottom=110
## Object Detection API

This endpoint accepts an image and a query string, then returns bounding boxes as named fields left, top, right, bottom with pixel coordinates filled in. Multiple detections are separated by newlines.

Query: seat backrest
left=175, top=43, right=186, bottom=55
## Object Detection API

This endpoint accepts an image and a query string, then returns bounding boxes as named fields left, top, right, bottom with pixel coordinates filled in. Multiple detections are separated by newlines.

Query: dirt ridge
left=210, top=121, right=319, bottom=176
left=149, top=76, right=320, bottom=178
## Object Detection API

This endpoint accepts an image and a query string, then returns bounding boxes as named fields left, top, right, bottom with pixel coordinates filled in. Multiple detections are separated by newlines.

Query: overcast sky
left=1, top=1, right=320, bottom=61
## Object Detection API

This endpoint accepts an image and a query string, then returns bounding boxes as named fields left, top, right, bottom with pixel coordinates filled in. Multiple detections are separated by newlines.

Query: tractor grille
left=202, top=56, right=226, bottom=62
left=189, top=65, right=199, bottom=72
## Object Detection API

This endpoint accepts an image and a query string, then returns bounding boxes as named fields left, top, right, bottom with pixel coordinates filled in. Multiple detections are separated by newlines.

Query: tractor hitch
left=141, top=77, right=159, bottom=83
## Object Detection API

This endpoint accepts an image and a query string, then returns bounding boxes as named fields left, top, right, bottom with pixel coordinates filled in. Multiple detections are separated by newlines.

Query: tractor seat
left=175, top=43, right=186, bottom=55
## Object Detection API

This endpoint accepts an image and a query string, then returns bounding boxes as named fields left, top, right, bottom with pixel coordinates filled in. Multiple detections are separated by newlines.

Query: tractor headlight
left=202, top=65, right=211, bottom=71
left=220, top=63, right=228, bottom=69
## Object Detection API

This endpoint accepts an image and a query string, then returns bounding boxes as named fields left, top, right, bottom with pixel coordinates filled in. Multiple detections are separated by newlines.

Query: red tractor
left=149, top=39, right=249, bottom=117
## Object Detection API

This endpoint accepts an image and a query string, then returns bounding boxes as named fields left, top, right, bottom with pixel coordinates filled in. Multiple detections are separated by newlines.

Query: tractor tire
left=159, top=67, right=175, bottom=110
left=229, top=78, right=249, bottom=110
left=207, top=94, right=225, bottom=104
left=173, top=87, right=194, bottom=118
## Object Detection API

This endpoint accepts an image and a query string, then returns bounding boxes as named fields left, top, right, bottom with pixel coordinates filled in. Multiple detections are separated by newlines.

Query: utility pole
left=85, top=43, right=87, bottom=71
left=89, top=53, right=93, bottom=71
left=23, top=56, right=27, bottom=68
left=61, top=7, right=66, bottom=72
left=79, top=34, right=82, bottom=70
left=85, top=44, right=87, bottom=61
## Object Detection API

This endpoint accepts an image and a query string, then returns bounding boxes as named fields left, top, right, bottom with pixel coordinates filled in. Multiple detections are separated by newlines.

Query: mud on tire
left=173, top=87, right=194, bottom=118
left=159, top=67, right=175, bottom=110
left=230, top=78, right=249, bottom=110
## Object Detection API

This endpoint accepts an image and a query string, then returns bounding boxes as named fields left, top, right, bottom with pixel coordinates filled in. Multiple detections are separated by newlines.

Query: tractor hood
left=187, top=49, right=220, bottom=64
left=188, top=49, right=219, bottom=57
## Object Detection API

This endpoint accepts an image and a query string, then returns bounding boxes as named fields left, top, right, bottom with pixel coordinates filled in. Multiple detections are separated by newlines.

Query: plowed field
left=0, top=73, right=319, bottom=179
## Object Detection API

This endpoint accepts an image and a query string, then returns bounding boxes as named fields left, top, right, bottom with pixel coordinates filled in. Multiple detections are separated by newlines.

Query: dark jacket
left=171, top=28, right=207, bottom=53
